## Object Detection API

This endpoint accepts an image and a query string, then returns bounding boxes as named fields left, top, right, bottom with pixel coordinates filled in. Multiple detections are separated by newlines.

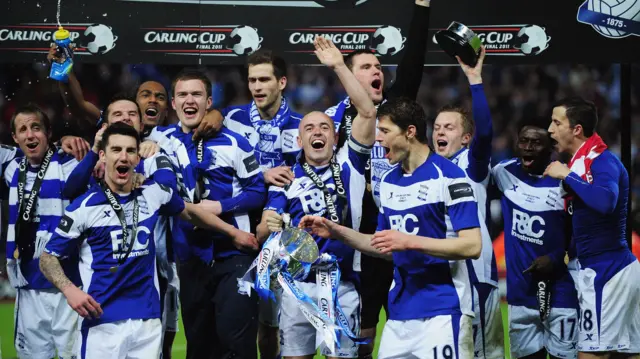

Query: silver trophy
left=279, top=226, right=320, bottom=280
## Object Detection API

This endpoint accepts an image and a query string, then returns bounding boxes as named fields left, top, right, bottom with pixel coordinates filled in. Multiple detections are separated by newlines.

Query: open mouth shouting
left=115, top=164, right=131, bottom=180
left=436, top=139, right=448, bottom=153
left=183, top=106, right=198, bottom=119
left=521, top=155, right=536, bottom=167
left=144, top=107, right=159, bottom=121
left=311, top=138, right=326, bottom=151
left=371, top=79, right=382, bottom=94
left=25, top=142, right=39, bottom=152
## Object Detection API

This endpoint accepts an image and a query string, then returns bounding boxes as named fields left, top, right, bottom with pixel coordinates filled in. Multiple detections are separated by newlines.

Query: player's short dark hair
left=100, top=121, right=140, bottom=152
left=10, top=103, right=52, bottom=136
left=378, top=97, right=428, bottom=144
left=517, top=116, right=551, bottom=133
left=102, top=93, right=142, bottom=124
left=554, top=96, right=598, bottom=137
left=172, top=68, right=212, bottom=98
left=247, top=49, right=288, bottom=79
left=344, top=49, right=376, bottom=71
left=437, top=104, right=474, bottom=138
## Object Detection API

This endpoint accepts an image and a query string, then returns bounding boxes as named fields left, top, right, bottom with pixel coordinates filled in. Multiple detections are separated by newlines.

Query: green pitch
left=0, top=301, right=511, bottom=358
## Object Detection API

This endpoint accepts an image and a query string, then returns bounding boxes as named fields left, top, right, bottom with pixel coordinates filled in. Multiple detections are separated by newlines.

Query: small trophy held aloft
left=435, top=22, right=482, bottom=67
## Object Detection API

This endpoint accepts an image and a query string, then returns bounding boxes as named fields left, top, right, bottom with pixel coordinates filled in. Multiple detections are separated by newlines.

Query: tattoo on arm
left=40, top=253, right=74, bottom=292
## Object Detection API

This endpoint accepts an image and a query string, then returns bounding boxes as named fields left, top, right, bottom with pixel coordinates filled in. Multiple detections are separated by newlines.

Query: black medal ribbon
left=14, top=147, right=55, bottom=259
left=101, top=182, right=139, bottom=273
left=300, top=154, right=347, bottom=225
left=193, top=140, right=205, bottom=204
left=536, top=278, right=552, bottom=321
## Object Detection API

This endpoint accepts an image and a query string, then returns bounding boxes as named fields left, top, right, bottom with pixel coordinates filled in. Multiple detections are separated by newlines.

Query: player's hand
left=139, top=140, right=159, bottom=159
left=92, top=124, right=107, bottom=154
left=523, top=255, right=554, bottom=277
left=264, top=166, right=294, bottom=187
left=371, top=230, right=413, bottom=254
left=132, top=173, right=146, bottom=189
left=193, top=109, right=224, bottom=141
left=298, top=215, right=341, bottom=239
left=543, top=161, right=571, bottom=180
left=60, top=136, right=90, bottom=161
left=314, top=36, right=345, bottom=70
left=265, top=211, right=284, bottom=233
left=231, top=229, right=260, bottom=252
left=198, top=199, right=222, bottom=216
left=456, top=45, right=485, bottom=85
left=63, top=285, right=103, bottom=319
left=93, top=161, right=105, bottom=179
left=47, top=44, right=64, bottom=63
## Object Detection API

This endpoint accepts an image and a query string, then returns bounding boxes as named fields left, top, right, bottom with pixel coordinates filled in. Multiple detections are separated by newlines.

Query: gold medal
left=109, top=266, right=118, bottom=273
left=13, top=248, right=19, bottom=260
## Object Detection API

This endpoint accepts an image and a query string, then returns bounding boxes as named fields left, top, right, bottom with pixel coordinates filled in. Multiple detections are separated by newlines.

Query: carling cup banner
left=0, top=0, right=637, bottom=65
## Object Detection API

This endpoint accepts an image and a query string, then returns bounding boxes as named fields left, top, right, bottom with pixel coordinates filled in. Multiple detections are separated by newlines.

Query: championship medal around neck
left=13, top=248, right=19, bottom=260
left=435, top=21, right=482, bottom=67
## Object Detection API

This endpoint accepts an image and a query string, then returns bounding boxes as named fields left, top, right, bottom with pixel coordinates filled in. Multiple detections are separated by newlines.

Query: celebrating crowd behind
left=0, top=1, right=639, bottom=358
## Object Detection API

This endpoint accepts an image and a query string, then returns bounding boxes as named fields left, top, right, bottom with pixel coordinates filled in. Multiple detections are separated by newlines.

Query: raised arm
left=387, top=0, right=432, bottom=100
left=314, top=37, right=376, bottom=147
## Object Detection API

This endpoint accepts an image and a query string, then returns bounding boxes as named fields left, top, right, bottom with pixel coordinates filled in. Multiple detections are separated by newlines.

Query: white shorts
left=472, top=284, right=504, bottom=359
left=508, top=305, right=578, bottom=358
left=14, top=288, right=79, bottom=359
left=259, top=290, right=281, bottom=328
left=280, top=280, right=360, bottom=358
left=77, top=318, right=162, bottom=359
left=576, top=258, right=640, bottom=353
left=162, top=285, right=179, bottom=333
left=378, top=314, right=474, bottom=359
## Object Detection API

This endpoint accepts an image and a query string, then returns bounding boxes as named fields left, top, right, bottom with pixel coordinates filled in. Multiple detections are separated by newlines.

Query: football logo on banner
left=142, top=25, right=262, bottom=57
left=577, top=0, right=640, bottom=38
left=286, top=25, right=406, bottom=56
left=432, top=24, right=551, bottom=57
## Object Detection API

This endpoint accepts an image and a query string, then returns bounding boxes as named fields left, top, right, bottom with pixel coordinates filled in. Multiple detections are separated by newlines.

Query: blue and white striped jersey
left=222, top=100, right=302, bottom=170
left=149, top=125, right=266, bottom=261
left=45, top=180, right=185, bottom=329
left=325, top=97, right=396, bottom=209
left=376, top=152, right=479, bottom=320
left=199, top=127, right=266, bottom=258
left=64, top=150, right=179, bottom=280
left=492, top=159, right=577, bottom=309
left=4, top=149, right=80, bottom=289
left=265, top=137, right=371, bottom=284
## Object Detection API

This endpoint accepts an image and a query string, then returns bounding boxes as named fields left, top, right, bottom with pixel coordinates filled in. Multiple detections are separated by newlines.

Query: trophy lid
left=280, top=227, right=319, bottom=264
left=435, top=21, right=482, bottom=67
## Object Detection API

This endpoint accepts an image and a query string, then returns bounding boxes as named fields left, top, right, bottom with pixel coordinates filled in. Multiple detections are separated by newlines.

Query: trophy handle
left=402, top=36, right=407, bottom=44
left=259, top=37, right=264, bottom=44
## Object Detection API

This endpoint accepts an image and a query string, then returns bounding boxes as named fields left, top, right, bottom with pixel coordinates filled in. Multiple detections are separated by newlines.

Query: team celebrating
left=3, top=0, right=639, bottom=358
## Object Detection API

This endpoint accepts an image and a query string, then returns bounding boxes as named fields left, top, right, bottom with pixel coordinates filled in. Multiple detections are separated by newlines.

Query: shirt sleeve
left=563, top=155, right=620, bottom=215
left=63, top=151, right=98, bottom=199
left=146, top=154, right=178, bottom=192
left=45, top=201, right=87, bottom=259
left=341, top=135, right=372, bottom=175
left=264, top=186, right=288, bottom=214
left=218, top=145, right=266, bottom=214
left=466, top=84, right=493, bottom=183
left=157, top=183, right=186, bottom=217
left=444, top=176, right=480, bottom=232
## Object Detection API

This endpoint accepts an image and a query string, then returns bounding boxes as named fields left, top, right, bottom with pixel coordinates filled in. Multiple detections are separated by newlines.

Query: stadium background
left=0, top=62, right=638, bottom=358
